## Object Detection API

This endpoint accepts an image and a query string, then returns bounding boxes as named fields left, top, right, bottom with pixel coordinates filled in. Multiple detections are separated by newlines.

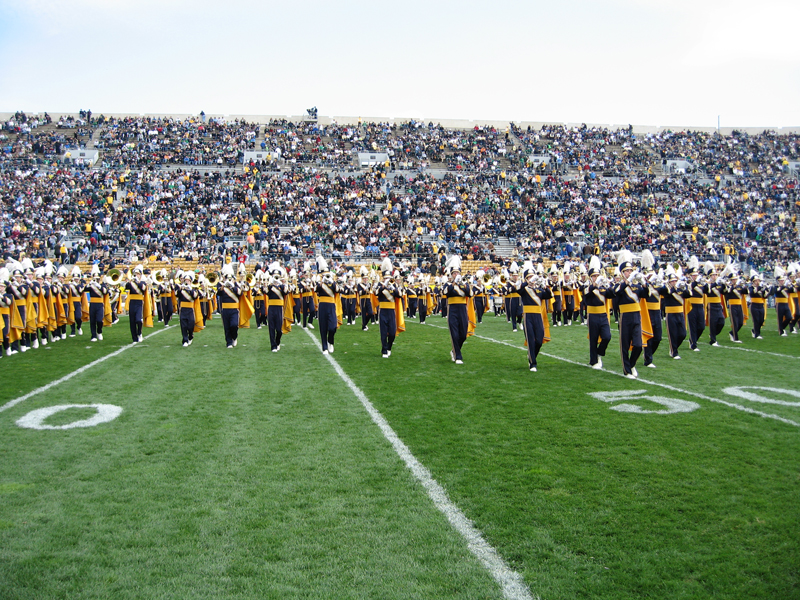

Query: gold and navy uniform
left=300, top=278, right=316, bottom=329
left=315, top=279, right=339, bottom=352
left=68, top=280, right=84, bottom=335
left=686, top=276, right=706, bottom=350
left=471, top=283, right=486, bottom=323
left=771, top=282, right=794, bottom=335
left=510, top=279, right=552, bottom=370
left=642, top=283, right=663, bottom=366
left=375, top=280, right=401, bottom=357
left=724, top=281, right=748, bottom=342
left=505, top=278, right=523, bottom=330
left=357, top=280, right=374, bottom=330
left=748, top=281, right=767, bottom=338
left=656, top=282, right=690, bottom=358
left=613, top=278, right=646, bottom=376
left=217, top=280, right=242, bottom=348
left=443, top=278, right=472, bottom=362
left=175, top=283, right=199, bottom=344
left=266, top=280, right=288, bottom=350
left=125, top=279, right=148, bottom=342
left=702, top=279, right=726, bottom=345
left=86, top=279, right=108, bottom=341
left=583, top=280, right=614, bottom=367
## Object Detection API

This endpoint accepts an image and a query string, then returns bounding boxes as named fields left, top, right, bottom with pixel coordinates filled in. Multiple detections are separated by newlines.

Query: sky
left=1, top=0, right=798, bottom=129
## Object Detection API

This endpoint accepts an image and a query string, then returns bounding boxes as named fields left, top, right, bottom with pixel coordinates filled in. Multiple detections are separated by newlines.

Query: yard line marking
left=303, top=328, right=535, bottom=600
left=0, top=326, right=174, bottom=414
left=712, top=344, right=800, bottom=360
left=414, top=322, right=800, bottom=429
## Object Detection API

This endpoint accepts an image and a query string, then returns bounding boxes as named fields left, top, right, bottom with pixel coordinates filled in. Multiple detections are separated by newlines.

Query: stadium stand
left=2, top=110, right=798, bottom=278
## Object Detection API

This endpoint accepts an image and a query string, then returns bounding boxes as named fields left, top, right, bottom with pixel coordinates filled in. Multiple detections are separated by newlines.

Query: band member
left=685, top=258, right=706, bottom=351
left=300, top=262, right=316, bottom=330
left=218, top=264, right=242, bottom=349
left=86, top=266, right=108, bottom=342
left=0, top=277, right=11, bottom=357
left=266, top=263, right=289, bottom=352
left=315, top=256, right=339, bottom=354
left=721, top=264, right=747, bottom=343
left=55, top=266, right=71, bottom=340
left=548, top=264, right=562, bottom=328
left=374, top=259, right=402, bottom=358
left=7, top=269, right=28, bottom=353
left=656, top=268, right=690, bottom=360
left=126, top=265, right=147, bottom=343
left=639, top=251, right=662, bottom=368
left=442, top=255, right=473, bottom=364
left=583, top=256, right=614, bottom=369
left=508, top=262, right=552, bottom=372
left=176, top=272, right=199, bottom=346
left=68, top=266, right=85, bottom=336
left=505, top=263, right=523, bottom=331
left=561, top=268, right=576, bottom=326
left=405, top=274, right=418, bottom=319
left=290, top=269, right=302, bottom=326
left=357, top=266, right=374, bottom=331
left=748, top=272, right=767, bottom=339
left=158, top=269, right=175, bottom=326
left=342, top=272, right=358, bottom=325
left=26, top=267, right=43, bottom=349
left=771, top=267, right=793, bottom=336
left=702, top=262, right=726, bottom=346
left=613, top=252, right=648, bottom=379
left=472, top=271, right=487, bottom=324
left=418, top=275, right=431, bottom=325
left=789, top=265, right=800, bottom=334
left=252, top=269, right=267, bottom=329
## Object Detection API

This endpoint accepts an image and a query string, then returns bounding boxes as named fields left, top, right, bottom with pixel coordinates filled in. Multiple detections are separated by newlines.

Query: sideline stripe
left=416, top=322, right=800, bottom=429
left=302, top=328, right=535, bottom=600
left=0, top=326, right=174, bottom=414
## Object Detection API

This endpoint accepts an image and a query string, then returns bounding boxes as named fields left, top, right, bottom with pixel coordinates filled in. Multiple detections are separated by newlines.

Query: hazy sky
left=1, top=0, right=797, bottom=128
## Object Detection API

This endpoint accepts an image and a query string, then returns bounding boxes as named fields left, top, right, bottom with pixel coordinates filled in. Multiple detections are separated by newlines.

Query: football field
left=1, top=311, right=798, bottom=600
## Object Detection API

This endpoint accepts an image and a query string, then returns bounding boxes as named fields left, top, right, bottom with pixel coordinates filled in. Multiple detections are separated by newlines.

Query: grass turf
left=1, top=310, right=798, bottom=599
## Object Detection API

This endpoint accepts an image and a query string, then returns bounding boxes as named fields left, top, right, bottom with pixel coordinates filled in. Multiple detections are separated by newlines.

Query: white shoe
left=329, top=344, right=333, bottom=353
left=673, top=355, right=681, bottom=360
left=387, top=350, right=391, bottom=356
left=792, top=330, right=798, bottom=334
left=450, top=350, right=455, bottom=362
left=227, top=345, right=233, bottom=349
left=91, top=338, right=97, bottom=342
left=308, top=324, right=314, bottom=329
left=257, top=325, right=262, bottom=329
left=41, top=338, right=47, bottom=346
left=32, top=339, right=39, bottom=349
left=597, top=358, right=603, bottom=369
left=8, top=349, right=17, bottom=355
left=138, top=335, right=143, bottom=342
left=363, top=327, right=368, bottom=331
left=98, top=333, right=103, bottom=340
left=62, top=334, right=67, bottom=340
left=631, top=367, right=638, bottom=377
left=69, top=334, right=75, bottom=338
left=711, top=342, right=720, bottom=347
left=276, top=345, right=280, bottom=351
left=382, top=353, right=388, bottom=358
left=233, top=339, right=238, bottom=347
left=625, top=373, right=636, bottom=379
left=781, top=332, right=788, bottom=337
left=272, top=349, right=278, bottom=352
left=78, top=328, right=83, bottom=335
left=132, top=340, right=138, bottom=344
left=729, top=332, right=735, bottom=342
left=455, top=359, right=463, bottom=364
left=756, top=336, right=763, bottom=340
left=530, top=367, right=537, bottom=372
left=188, top=339, right=193, bottom=345
left=647, top=363, right=657, bottom=368
left=592, top=362, right=602, bottom=370
left=322, top=349, right=329, bottom=355
left=303, top=326, right=308, bottom=330
left=734, top=340, right=742, bottom=344
left=183, top=342, right=189, bottom=347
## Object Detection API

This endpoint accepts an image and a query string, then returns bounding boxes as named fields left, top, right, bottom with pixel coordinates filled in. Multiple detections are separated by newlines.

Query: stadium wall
left=2, top=112, right=798, bottom=135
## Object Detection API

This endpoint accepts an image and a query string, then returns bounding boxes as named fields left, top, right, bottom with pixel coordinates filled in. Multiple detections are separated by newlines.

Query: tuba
left=107, top=268, right=124, bottom=286
left=205, top=271, right=219, bottom=287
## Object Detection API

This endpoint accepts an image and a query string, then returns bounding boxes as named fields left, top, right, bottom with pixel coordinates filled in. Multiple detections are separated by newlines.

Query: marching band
left=1, top=255, right=799, bottom=378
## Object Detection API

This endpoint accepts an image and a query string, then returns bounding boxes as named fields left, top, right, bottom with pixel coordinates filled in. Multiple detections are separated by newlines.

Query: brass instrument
left=206, top=272, right=219, bottom=286
left=246, top=272, right=255, bottom=286
left=154, top=270, right=165, bottom=284
left=107, top=268, right=124, bottom=286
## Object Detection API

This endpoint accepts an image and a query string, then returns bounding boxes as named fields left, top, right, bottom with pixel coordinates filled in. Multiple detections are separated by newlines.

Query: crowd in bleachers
left=1, top=112, right=798, bottom=273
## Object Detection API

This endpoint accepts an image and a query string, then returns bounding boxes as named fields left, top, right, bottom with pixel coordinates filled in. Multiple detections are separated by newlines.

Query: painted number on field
left=16, top=404, right=123, bottom=430
left=722, top=387, right=800, bottom=407
left=588, top=390, right=700, bottom=415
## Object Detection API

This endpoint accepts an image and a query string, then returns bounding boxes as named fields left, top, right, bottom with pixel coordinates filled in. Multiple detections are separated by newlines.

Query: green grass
left=1, top=311, right=799, bottom=599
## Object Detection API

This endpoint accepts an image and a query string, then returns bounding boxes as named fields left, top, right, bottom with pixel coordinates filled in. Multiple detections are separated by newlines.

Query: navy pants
left=447, top=304, right=468, bottom=361
left=588, top=313, right=612, bottom=366
left=222, top=308, right=239, bottom=346
left=317, top=302, right=337, bottom=351
left=379, top=307, right=396, bottom=355
left=268, top=305, right=283, bottom=350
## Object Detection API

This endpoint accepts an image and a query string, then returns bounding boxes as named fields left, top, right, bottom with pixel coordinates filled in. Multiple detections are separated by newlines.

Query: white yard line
left=0, top=326, right=174, bottom=414
left=415, top=322, right=800, bottom=429
left=302, top=328, right=536, bottom=600
left=711, top=344, right=800, bottom=360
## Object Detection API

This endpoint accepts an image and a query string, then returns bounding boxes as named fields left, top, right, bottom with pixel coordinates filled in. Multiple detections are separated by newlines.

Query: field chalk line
left=303, top=328, right=536, bottom=600
left=0, top=325, right=174, bottom=414
left=415, top=321, right=800, bottom=429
